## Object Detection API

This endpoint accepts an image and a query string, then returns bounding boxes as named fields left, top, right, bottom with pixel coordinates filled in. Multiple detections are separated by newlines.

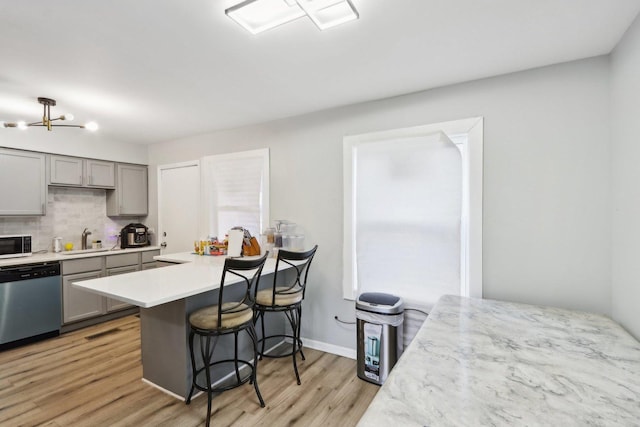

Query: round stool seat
left=256, top=286, right=303, bottom=306
left=189, top=303, right=253, bottom=330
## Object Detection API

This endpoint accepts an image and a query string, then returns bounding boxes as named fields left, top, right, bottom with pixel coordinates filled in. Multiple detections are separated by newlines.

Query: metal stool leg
left=297, top=306, right=305, bottom=361
left=247, top=323, right=265, bottom=407
left=185, top=330, right=197, bottom=404
left=259, top=310, right=266, bottom=359
left=203, top=335, right=213, bottom=427
left=234, top=330, right=241, bottom=384
left=286, top=308, right=302, bottom=385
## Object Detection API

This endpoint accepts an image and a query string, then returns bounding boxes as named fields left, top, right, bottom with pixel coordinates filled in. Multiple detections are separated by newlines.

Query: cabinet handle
left=89, top=175, right=92, bottom=185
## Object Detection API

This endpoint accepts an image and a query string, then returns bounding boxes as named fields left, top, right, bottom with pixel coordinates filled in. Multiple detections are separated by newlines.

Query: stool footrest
left=191, top=359, right=255, bottom=394
left=257, top=334, right=304, bottom=358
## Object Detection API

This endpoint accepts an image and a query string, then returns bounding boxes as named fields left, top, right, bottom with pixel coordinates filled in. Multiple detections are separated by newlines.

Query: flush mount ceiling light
left=1, top=97, right=98, bottom=132
left=225, top=0, right=358, bottom=34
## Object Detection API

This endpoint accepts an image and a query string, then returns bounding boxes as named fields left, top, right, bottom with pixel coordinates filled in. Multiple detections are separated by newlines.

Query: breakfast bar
left=73, top=252, right=290, bottom=398
left=358, top=295, right=640, bottom=426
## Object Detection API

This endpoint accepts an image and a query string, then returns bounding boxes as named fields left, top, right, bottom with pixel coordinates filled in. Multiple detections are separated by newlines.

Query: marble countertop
left=73, top=252, right=286, bottom=308
left=0, top=246, right=161, bottom=267
left=357, top=295, right=640, bottom=427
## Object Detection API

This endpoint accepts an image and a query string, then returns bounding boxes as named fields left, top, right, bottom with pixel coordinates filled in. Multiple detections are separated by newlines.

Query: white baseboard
left=141, top=378, right=185, bottom=400
left=301, top=336, right=356, bottom=360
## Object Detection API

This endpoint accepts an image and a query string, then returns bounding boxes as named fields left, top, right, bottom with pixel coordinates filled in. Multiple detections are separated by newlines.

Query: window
left=201, top=148, right=269, bottom=239
left=343, top=118, right=483, bottom=309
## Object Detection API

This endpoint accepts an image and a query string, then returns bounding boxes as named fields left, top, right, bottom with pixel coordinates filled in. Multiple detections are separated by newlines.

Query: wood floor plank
left=0, top=315, right=378, bottom=426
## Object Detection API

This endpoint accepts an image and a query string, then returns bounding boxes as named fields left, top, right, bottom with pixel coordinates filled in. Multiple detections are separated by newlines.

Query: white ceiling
left=1, top=0, right=639, bottom=145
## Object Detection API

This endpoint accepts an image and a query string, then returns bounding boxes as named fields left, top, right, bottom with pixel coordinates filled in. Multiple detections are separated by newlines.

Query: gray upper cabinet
left=86, top=159, right=115, bottom=188
left=49, top=155, right=83, bottom=186
left=0, top=148, right=47, bottom=216
left=49, top=155, right=115, bottom=189
left=107, top=163, right=148, bottom=216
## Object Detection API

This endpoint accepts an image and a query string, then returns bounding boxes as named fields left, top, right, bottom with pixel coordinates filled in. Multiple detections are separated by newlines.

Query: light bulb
left=17, top=121, right=27, bottom=130
left=61, top=113, right=74, bottom=121
left=84, top=121, right=98, bottom=131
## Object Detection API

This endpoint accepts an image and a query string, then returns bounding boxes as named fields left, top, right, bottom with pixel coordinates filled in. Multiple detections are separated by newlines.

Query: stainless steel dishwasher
left=0, top=261, right=61, bottom=349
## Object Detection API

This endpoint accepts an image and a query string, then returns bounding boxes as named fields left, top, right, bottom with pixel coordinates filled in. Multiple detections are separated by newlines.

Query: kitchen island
left=74, top=252, right=290, bottom=399
left=357, top=295, right=640, bottom=426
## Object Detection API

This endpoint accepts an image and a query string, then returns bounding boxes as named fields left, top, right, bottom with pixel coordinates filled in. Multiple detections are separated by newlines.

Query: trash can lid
left=356, top=292, right=404, bottom=315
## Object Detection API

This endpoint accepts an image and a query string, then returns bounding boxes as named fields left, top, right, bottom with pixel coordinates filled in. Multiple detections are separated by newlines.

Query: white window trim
left=342, top=117, right=483, bottom=301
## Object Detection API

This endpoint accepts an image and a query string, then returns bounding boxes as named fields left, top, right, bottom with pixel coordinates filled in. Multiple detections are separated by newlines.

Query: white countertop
left=73, top=252, right=286, bottom=308
left=0, top=246, right=161, bottom=267
left=357, top=295, right=640, bottom=427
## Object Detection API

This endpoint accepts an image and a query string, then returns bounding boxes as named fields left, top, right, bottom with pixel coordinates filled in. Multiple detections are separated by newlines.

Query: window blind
left=353, top=132, right=462, bottom=309
left=202, top=149, right=269, bottom=239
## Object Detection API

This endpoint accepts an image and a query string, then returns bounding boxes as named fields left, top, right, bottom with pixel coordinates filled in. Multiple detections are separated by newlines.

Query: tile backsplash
left=0, top=187, right=143, bottom=252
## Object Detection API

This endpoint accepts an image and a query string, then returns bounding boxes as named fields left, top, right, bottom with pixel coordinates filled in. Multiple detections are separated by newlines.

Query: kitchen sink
left=60, top=248, right=110, bottom=256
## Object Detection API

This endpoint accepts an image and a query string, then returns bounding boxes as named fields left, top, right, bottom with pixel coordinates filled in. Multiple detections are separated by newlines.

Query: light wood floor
left=0, top=315, right=378, bottom=426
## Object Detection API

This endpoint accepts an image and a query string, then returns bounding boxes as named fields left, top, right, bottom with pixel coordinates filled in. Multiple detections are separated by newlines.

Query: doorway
left=157, top=161, right=200, bottom=254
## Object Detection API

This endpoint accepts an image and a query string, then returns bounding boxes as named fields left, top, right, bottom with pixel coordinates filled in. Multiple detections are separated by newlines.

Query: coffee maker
left=120, top=223, right=150, bottom=248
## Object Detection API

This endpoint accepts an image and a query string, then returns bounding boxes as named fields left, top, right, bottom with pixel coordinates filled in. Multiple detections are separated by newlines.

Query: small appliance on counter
left=0, top=234, right=32, bottom=259
left=120, top=223, right=150, bottom=249
left=52, top=237, right=62, bottom=253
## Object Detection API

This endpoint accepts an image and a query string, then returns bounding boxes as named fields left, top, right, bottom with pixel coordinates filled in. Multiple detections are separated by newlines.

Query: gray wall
left=148, top=56, right=612, bottom=350
left=611, top=14, right=640, bottom=338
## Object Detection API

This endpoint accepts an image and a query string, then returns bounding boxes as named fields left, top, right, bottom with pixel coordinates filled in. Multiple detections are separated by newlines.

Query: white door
left=158, top=161, right=200, bottom=254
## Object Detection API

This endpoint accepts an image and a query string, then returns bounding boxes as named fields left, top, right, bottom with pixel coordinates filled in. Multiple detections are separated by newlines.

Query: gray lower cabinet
left=62, top=258, right=106, bottom=324
left=106, top=265, right=139, bottom=311
left=62, top=250, right=158, bottom=325
left=0, top=148, right=47, bottom=216
left=105, top=253, right=140, bottom=312
left=141, top=250, right=159, bottom=270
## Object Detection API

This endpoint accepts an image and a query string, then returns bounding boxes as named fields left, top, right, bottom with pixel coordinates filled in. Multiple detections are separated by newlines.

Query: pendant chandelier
left=1, top=97, right=98, bottom=131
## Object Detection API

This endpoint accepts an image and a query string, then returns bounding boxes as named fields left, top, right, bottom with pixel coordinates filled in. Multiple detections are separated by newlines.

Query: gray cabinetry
left=62, top=258, right=106, bottom=324
left=105, top=252, right=140, bottom=311
left=62, top=249, right=157, bottom=326
left=106, top=265, right=139, bottom=311
left=49, top=155, right=83, bottom=186
left=86, top=159, right=115, bottom=188
left=141, top=250, right=160, bottom=270
left=49, top=155, right=115, bottom=189
left=0, top=148, right=47, bottom=216
left=107, top=164, right=148, bottom=216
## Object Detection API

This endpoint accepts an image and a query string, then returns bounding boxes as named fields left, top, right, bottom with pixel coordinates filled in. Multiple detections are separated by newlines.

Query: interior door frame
left=157, top=160, right=201, bottom=254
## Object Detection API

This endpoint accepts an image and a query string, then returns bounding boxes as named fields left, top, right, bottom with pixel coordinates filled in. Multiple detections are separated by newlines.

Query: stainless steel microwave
left=0, top=234, right=32, bottom=259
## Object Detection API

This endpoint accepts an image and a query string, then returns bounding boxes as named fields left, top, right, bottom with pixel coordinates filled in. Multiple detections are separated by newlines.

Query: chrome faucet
left=82, top=228, right=92, bottom=250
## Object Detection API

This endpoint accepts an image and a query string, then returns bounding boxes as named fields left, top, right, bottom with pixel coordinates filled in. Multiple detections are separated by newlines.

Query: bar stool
left=253, top=245, right=318, bottom=385
left=185, top=253, right=268, bottom=427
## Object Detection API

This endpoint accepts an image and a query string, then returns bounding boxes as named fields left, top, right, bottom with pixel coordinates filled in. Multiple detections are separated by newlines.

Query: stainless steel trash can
left=356, top=292, right=404, bottom=385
